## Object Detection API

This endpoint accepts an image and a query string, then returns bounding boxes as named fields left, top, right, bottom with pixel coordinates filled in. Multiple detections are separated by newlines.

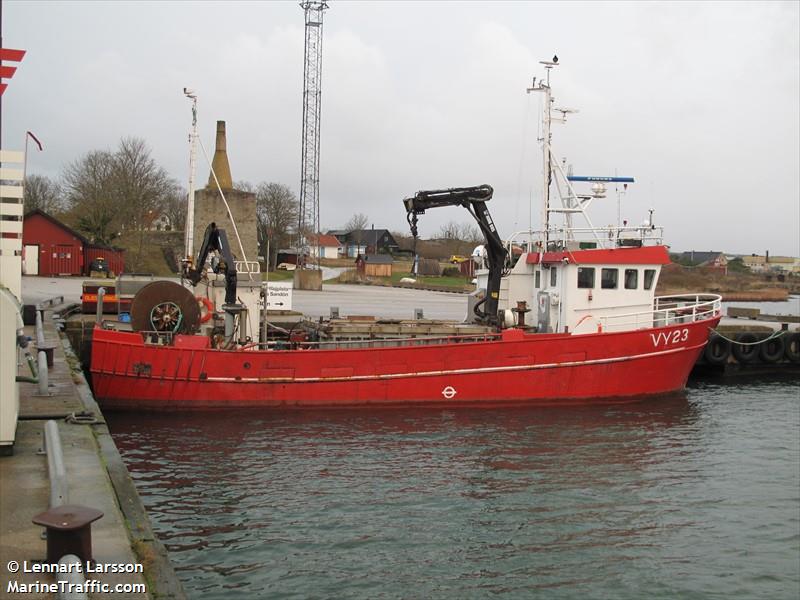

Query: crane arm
left=403, top=185, right=507, bottom=326
left=184, top=222, right=238, bottom=304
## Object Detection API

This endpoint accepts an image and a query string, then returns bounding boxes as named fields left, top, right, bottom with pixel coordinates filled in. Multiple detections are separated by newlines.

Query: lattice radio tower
left=298, top=1, right=329, bottom=266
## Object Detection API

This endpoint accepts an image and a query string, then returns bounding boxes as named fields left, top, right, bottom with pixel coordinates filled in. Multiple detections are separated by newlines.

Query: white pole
left=22, top=133, right=29, bottom=187
left=541, top=78, right=552, bottom=244
left=184, top=91, right=198, bottom=260
left=262, top=239, right=269, bottom=346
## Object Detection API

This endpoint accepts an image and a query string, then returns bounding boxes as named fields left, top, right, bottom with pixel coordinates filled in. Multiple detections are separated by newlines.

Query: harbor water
left=107, top=378, right=799, bottom=599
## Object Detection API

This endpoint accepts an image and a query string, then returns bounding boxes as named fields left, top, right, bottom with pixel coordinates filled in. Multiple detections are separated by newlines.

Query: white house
left=307, top=233, right=341, bottom=259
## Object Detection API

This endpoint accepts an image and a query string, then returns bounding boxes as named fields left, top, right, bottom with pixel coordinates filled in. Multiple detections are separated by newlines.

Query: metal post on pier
left=95, top=287, right=105, bottom=324
left=56, top=555, right=88, bottom=600
left=36, top=351, right=49, bottom=396
left=35, top=308, right=45, bottom=347
left=44, top=420, right=68, bottom=507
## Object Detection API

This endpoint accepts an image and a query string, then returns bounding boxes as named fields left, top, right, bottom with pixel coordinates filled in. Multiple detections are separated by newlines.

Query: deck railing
left=504, top=225, right=665, bottom=253
left=592, top=293, right=722, bottom=332
left=235, top=260, right=262, bottom=277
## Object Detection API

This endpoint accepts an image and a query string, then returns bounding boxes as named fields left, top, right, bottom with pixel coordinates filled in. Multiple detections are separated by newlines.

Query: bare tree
left=61, top=138, right=178, bottom=268
left=161, top=185, right=188, bottom=232
left=344, top=212, right=369, bottom=234
left=23, top=174, right=63, bottom=214
left=234, top=180, right=255, bottom=193
left=255, top=182, right=298, bottom=270
left=459, top=223, right=483, bottom=244
left=111, top=137, right=178, bottom=264
left=344, top=212, right=369, bottom=253
left=62, top=150, right=119, bottom=245
left=438, top=221, right=482, bottom=244
left=438, top=221, right=462, bottom=240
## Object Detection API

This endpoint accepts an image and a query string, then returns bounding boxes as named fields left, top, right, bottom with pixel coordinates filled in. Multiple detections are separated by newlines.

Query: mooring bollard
left=32, top=505, right=104, bottom=564
left=37, top=350, right=49, bottom=396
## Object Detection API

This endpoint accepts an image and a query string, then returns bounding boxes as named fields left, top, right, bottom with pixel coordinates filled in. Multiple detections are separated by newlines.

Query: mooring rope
left=710, top=328, right=785, bottom=346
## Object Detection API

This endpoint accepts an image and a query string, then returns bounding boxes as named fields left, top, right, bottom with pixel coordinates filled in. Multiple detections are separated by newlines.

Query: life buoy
left=759, top=335, right=785, bottom=363
left=731, top=332, right=761, bottom=364
left=197, top=296, right=214, bottom=323
left=784, top=332, right=800, bottom=364
left=703, top=332, right=731, bottom=366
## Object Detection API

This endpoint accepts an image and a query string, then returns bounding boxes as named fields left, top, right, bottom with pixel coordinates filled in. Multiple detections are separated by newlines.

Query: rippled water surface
left=107, top=379, right=800, bottom=599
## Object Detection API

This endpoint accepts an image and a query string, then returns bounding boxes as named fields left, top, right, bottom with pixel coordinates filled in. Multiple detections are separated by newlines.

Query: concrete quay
left=0, top=306, right=185, bottom=599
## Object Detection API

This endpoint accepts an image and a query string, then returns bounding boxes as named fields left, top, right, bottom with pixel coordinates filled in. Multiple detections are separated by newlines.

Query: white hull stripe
left=182, top=342, right=703, bottom=385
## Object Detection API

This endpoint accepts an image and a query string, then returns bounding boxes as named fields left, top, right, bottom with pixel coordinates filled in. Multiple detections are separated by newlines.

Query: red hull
left=89, top=317, right=720, bottom=411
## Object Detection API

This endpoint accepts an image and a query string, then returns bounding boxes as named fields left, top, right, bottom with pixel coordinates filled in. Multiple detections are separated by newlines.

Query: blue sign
left=566, top=176, right=635, bottom=183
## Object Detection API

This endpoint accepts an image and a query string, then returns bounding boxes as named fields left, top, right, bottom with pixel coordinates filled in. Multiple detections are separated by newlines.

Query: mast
left=183, top=88, right=198, bottom=260
left=527, top=56, right=558, bottom=246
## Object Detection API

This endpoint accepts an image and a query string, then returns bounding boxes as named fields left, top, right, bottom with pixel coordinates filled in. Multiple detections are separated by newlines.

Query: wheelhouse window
left=624, top=269, right=638, bottom=289
left=644, top=269, right=656, bottom=290
left=577, top=267, right=595, bottom=288
left=601, top=268, right=618, bottom=289
left=550, top=267, right=557, bottom=287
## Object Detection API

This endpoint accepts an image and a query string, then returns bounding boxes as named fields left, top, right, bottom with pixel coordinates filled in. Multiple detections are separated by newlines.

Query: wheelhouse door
left=537, top=291, right=551, bottom=333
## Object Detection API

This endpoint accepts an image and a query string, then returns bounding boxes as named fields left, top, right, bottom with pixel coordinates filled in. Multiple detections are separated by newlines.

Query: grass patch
left=262, top=270, right=295, bottom=282
left=657, top=264, right=794, bottom=297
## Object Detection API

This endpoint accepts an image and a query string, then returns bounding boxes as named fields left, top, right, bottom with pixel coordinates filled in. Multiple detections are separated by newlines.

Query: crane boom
left=403, top=185, right=507, bottom=326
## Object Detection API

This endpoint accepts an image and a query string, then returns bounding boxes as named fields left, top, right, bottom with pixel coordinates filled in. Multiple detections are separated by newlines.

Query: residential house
left=742, top=254, right=800, bottom=274
left=676, top=251, right=728, bottom=274
left=764, top=256, right=800, bottom=274
left=742, top=255, right=767, bottom=272
left=328, top=228, right=399, bottom=258
left=307, top=233, right=342, bottom=259
left=148, top=213, right=172, bottom=232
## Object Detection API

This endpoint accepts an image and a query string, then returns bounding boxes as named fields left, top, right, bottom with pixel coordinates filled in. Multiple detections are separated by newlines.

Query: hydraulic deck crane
left=404, top=184, right=508, bottom=326
left=184, top=222, right=238, bottom=304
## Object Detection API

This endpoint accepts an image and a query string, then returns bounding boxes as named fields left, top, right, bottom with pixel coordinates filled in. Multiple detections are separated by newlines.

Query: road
left=21, top=276, right=469, bottom=321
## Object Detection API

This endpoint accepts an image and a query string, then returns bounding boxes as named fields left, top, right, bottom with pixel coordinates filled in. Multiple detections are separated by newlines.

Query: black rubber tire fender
left=731, top=332, right=761, bottom=364
left=703, top=332, right=731, bottom=366
left=784, top=332, right=800, bottom=364
left=759, top=335, right=785, bottom=363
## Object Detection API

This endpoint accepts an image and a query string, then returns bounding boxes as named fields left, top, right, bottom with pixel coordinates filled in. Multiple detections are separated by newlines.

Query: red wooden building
left=22, top=209, right=125, bottom=276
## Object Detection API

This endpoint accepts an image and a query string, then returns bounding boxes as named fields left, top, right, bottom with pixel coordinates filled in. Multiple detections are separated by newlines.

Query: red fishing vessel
left=90, top=60, right=722, bottom=410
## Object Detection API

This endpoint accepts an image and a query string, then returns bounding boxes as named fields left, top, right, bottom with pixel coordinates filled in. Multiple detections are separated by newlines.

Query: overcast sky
left=3, top=1, right=798, bottom=255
